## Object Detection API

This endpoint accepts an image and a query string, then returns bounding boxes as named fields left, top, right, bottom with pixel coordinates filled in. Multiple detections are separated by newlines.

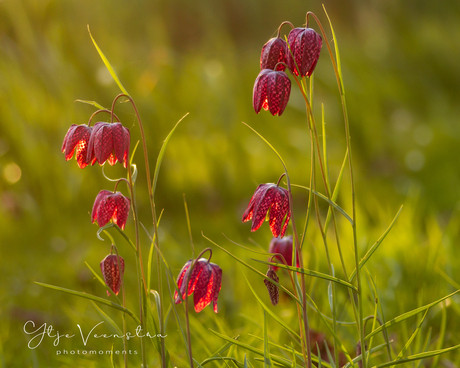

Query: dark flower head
left=253, top=69, right=291, bottom=116
left=269, top=236, right=299, bottom=272
left=242, top=183, right=291, bottom=238
left=100, top=254, right=124, bottom=296
left=87, top=122, right=130, bottom=168
left=174, top=258, right=222, bottom=313
left=91, top=190, right=131, bottom=230
left=260, top=37, right=288, bottom=71
left=61, top=124, right=95, bottom=169
left=287, top=27, right=322, bottom=77
left=264, top=268, right=279, bottom=306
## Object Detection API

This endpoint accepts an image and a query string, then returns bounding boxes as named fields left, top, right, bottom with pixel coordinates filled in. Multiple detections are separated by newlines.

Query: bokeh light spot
left=3, top=162, right=22, bottom=184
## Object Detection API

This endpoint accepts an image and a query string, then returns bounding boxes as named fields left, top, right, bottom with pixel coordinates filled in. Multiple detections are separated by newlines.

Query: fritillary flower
left=91, top=190, right=131, bottom=230
left=264, top=268, right=279, bottom=306
left=174, top=258, right=222, bottom=313
left=253, top=69, right=291, bottom=116
left=287, top=27, right=322, bottom=77
left=87, top=122, right=130, bottom=168
left=260, top=37, right=288, bottom=71
left=242, top=183, right=291, bottom=238
left=269, top=236, right=299, bottom=272
left=100, top=254, right=124, bottom=296
left=61, top=124, right=94, bottom=169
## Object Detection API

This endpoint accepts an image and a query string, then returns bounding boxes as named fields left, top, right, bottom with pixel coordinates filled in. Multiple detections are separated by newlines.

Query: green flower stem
left=284, top=173, right=312, bottom=368
left=127, top=162, right=147, bottom=367
left=111, top=93, right=167, bottom=368
left=308, top=10, right=365, bottom=367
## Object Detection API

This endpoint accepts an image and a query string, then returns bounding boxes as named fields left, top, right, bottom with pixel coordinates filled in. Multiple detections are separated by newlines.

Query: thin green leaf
left=431, top=302, right=447, bottom=368
left=251, top=259, right=357, bottom=291
left=242, top=272, right=300, bottom=339
left=324, top=149, right=348, bottom=232
left=208, top=329, right=293, bottom=367
left=322, top=6, right=344, bottom=93
left=341, top=342, right=393, bottom=368
left=152, top=113, right=189, bottom=198
left=242, top=122, right=288, bottom=173
left=373, top=343, right=460, bottom=368
left=395, top=309, right=429, bottom=361
left=200, top=341, right=236, bottom=366
left=90, top=301, right=123, bottom=336
left=85, top=261, right=106, bottom=287
left=366, top=289, right=460, bottom=340
left=349, top=205, right=403, bottom=282
left=35, top=282, right=139, bottom=324
left=87, top=25, right=129, bottom=96
left=292, top=183, right=353, bottom=226
left=263, top=311, right=273, bottom=367
left=75, top=99, right=106, bottom=110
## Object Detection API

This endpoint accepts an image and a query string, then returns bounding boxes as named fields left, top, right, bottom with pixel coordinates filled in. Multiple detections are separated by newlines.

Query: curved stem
left=277, top=21, right=295, bottom=38
left=87, top=109, right=120, bottom=126
left=113, top=178, right=130, bottom=193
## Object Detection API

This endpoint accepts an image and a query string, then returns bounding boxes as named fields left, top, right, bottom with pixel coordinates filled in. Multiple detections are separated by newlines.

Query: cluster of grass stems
left=35, top=7, right=460, bottom=368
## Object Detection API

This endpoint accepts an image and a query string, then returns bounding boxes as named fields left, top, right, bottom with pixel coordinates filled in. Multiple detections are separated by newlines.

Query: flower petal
left=252, top=70, right=271, bottom=114
left=100, top=255, right=125, bottom=296
left=174, top=260, right=192, bottom=303
left=193, top=262, right=213, bottom=313
left=91, top=190, right=112, bottom=223
left=112, top=192, right=131, bottom=230
left=96, top=194, right=116, bottom=228
left=264, top=269, right=279, bottom=306
left=251, top=184, right=276, bottom=232
left=267, top=71, right=291, bottom=116
left=210, top=263, right=222, bottom=313
left=260, top=37, right=288, bottom=71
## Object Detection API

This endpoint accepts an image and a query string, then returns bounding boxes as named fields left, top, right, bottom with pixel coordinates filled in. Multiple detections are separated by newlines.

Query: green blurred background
left=2, top=0, right=460, bottom=366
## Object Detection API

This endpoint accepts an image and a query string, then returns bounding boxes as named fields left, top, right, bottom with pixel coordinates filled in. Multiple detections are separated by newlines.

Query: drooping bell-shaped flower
left=100, top=254, right=125, bottom=296
left=86, top=122, right=130, bottom=168
left=91, top=190, right=131, bottom=230
left=61, top=124, right=95, bottom=169
left=287, top=27, right=322, bottom=77
left=269, top=236, right=299, bottom=271
left=253, top=69, right=291, bottom=116
left=264, top=268, right=279, bottom=306
left=242, top=183, right=291, bottom=238
left=174, top=258, right=223, bottom=313
left=260, top=37, right=288, bottom=71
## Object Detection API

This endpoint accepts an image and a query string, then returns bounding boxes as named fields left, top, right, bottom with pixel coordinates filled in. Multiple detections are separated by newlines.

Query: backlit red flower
left=174, top=258, right=222, bottom=313
left=287, top=27, right=322, bottom=77
left=242, top=183, right=291, bottom=238
left=260, top=37, right=288, bottom=71
left=269, top=236, right=299, bottom=271
left=253, top=69, right=291, bottom=116
left=87, top=122, right=130, bottom=168
left=100, top=254, right=124, bottom=296
left=61, top=124, right=95, bottom=169
left=91, top=190, right=131, bottom=230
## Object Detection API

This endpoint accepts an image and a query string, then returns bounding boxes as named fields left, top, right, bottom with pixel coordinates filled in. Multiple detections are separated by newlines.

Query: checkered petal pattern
left=242, top=183, right=291, bottom=238
left=91, top=190, right=131, bottom=230
left=61, top=124, right=94, bottom=168
left=86, top=122, right=130, bottom=168
left=287, top=27, right=322, bottom=77
left=260, top=37, right=288, bottom=71
left=100, top=254, right=125, bottom=296
left=253, top=69, right=291, bottom=116
left=175, top=259, right=222, bottom=313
